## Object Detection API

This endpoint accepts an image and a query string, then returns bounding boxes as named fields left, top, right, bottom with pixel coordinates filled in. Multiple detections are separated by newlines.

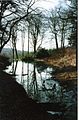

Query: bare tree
left=0, top=0, right=40, bottom=53
left=66, top=0, right=77, bottom=47
left=49, top=7, right=71, bottom=49
left=12, top=25, right=18, bottom=60
left=21, top=26, right=25, bottom=57
left=57, top=7, right=71, bottom=48
left=49, top=9, right=59, bottom=49
left=28, top=13, right=45, bottom=56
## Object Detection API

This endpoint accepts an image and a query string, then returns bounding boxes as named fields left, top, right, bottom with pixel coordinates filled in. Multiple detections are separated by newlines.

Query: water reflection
left=6, top=61, right=63, bottom=103
left=5, top=60, right=77, bottom=120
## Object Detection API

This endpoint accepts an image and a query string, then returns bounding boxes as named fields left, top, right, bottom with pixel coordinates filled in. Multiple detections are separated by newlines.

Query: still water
left=5, top=61, right=77, bottom=119
left=6, top=61, right=62, bottom=103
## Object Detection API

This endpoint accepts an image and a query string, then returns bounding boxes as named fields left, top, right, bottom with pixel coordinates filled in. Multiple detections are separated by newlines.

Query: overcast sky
left=5, top=0, right=69, bottom=51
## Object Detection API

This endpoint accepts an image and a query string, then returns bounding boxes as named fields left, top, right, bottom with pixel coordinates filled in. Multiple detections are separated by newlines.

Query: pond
left=5, top=61, right=77, bottom=120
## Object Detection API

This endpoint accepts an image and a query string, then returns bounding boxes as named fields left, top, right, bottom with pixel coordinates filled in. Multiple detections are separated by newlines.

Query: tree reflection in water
left=6, top=61, right=63, bottom=103
left=28, top=63, right=39, bottom=100
left=5, top=61, right=76, bottom=103
left=9, top=60, right=18, bottom=75
left=5, top=61, right=77, bottom=120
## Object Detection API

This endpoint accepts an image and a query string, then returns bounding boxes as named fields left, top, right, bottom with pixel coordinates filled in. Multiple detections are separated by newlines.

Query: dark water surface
left=5, top=61, right=77, bottom=120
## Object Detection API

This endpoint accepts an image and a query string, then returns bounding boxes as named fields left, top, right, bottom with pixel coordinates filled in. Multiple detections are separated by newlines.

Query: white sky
left=34, top=0, right=59, bottom=10
left=5, top=0, right=69, bottom=51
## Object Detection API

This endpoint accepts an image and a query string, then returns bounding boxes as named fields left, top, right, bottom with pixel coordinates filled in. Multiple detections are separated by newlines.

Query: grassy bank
left=0, top=47, right=77, bottom=81
left=35, top=47, right=77, bottom=80
left=37, top=47, right=76, bottom=67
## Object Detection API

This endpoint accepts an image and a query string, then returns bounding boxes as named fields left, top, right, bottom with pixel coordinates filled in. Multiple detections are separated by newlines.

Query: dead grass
left=43, top=47, right=76, bottom=68
left=36, top=47, right=77, bottom=80
left=55, top=71, right=77, bottom=80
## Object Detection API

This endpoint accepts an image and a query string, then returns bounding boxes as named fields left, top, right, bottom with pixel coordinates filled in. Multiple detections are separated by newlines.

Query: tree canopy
left=0, top=0, right=40, bottom=52
left=0, top=0, right=77, bottom=53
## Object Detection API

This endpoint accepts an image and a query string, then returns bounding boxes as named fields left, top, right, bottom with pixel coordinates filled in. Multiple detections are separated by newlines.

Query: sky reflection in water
left=6, top=61, right=62, bottom=103
left=5, top=61, right=77, bottom=119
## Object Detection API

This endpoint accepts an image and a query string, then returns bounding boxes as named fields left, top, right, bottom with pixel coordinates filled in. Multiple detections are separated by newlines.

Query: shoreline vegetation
left=0, top=54, right=11, bottom=70
left=0, top=47, right=77, bottom=81
left=35, top=47, right=77, bottom=81
left=21, top=47, right=77, bottom=81
left=0, top=47, right=77, bottom=120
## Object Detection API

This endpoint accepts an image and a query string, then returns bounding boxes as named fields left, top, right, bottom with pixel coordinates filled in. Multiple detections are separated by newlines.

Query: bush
left=36, top=48, right=49, bottom=58
left=22, top=56, right=34, bottom=63
left=0, top=54, right=11, bottom=70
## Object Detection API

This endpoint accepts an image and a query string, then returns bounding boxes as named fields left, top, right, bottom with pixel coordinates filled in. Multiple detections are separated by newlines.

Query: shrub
left=36, top=48, right=49, bottom=58
left=0, top=55, right=11, bottom=70
left=22, top=56, right=34, bottom=62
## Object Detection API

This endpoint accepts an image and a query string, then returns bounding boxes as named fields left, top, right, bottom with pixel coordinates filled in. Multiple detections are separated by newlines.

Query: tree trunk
left=0, top=47, right=3, bottom=53
left=55, top=33, right=58, bottom=49
left=34, top=39, right=37, bottom=57
left=61, top=31, right=65, bottom=48
left=34, top=44, right=36, bottom=56
left=12, top=47, right=15, bottom=61
left=15, top=45, right=18, bottom=60
left=28, top=26, right=30, bottom=56
left=61, top=22, right=65, bottom=48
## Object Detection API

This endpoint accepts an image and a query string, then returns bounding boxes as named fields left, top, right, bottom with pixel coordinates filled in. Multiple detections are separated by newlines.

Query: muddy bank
left=0, top=55, right=52, bottom=120
left=0, top=71, right=54, bottom=120
left=0, top=55, right=54, bottom=120
left=0, top=55, right=64, bottom=120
